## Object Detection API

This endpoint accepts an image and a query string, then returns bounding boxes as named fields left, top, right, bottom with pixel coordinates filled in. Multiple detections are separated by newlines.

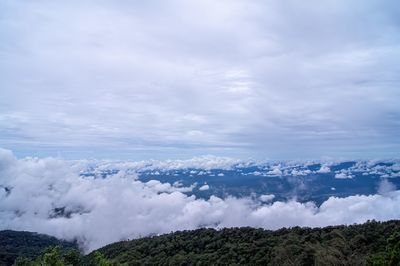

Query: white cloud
left=267, top=166, right=282, bottom=176
left=250, top=171, right=263, bottom=176
left=145, top=180, right=195, bottom=193
left=317, top=165, right=331, bottom=173
left=335, top=173, right=352, bottom=179
left=259, top=194, right=275, bottom=203
left=378, top=179, right=396, bottom=195
left=199, top=184, right=210, bottom=191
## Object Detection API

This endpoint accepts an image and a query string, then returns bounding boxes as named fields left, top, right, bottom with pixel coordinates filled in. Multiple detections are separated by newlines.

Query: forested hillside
left=5, top=220, right=400, bottom=265
left=85, top=220, right=400, bottom=266
left=0, top=230, right=77, bottom=266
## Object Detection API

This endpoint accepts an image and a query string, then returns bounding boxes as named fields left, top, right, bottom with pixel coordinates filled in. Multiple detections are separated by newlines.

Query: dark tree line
left=3, top=220, right=400, bottom=266
left=85, top=220, right=400, bottom=265
left=0, top=230, right=77, bottom=266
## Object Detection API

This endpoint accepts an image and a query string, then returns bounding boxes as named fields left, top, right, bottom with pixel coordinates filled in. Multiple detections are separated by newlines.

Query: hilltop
left=5, top=220, right=400, bottom=265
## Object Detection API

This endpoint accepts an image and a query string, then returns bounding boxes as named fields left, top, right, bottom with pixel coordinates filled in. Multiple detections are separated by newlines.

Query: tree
left=94, top=251, right=110, bottom=266
left=14, top=246, right=83, bottom=266
left=366, top=232, right=400, bottom=266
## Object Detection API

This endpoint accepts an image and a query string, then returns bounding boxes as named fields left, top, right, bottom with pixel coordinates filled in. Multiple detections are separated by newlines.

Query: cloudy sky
left=1, top=0, right=400, bottom=159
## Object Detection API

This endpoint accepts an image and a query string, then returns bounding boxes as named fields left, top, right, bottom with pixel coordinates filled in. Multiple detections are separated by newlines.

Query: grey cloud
left=0, top=0, right=399, bottom=158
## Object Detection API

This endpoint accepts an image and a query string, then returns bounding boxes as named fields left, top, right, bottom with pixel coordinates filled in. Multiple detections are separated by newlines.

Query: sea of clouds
left=1, top=148, right=400, bottom=252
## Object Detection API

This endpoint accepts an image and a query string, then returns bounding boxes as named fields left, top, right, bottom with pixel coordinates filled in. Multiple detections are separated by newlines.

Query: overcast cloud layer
left=1, top=0, right=400, bottom=159
left=1, top=148, right=400, bottom=252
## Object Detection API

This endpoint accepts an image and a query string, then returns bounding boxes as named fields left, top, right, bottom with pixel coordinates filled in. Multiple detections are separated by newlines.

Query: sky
left=1, top=0, right=400, bottom=159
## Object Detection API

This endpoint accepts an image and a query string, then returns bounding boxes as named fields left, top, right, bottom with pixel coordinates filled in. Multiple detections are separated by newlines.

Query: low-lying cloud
left=1, top=148, right=400, bottom=252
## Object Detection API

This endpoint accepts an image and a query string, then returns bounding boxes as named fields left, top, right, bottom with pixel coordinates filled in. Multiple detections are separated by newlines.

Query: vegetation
left=366, top=231, right=400, bottom=266
left=13, top=246, right=82, bottom=266
left=0, top=230, right=77, bottom=266
left=4, top=220, right=400, bottom=265
left=85, top=220, right=400, bottom=266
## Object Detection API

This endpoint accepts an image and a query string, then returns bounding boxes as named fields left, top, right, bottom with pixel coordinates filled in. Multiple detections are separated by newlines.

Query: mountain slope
left=84, top=220, right=400, bottom=266
left=5, top=220, right=400, bottom=265
left=0, top=230, right=77, bottom=266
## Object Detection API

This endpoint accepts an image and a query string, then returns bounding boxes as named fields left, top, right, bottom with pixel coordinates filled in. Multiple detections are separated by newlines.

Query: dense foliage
left=13, top=246, right=82, bottom=266
left=13, top=247, right=109, bottom=266
left=0, top=230, right=77, bottom=266
left=84, top=220, right=400, bottom=266
left=5, top=220, right=400, bottom=265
